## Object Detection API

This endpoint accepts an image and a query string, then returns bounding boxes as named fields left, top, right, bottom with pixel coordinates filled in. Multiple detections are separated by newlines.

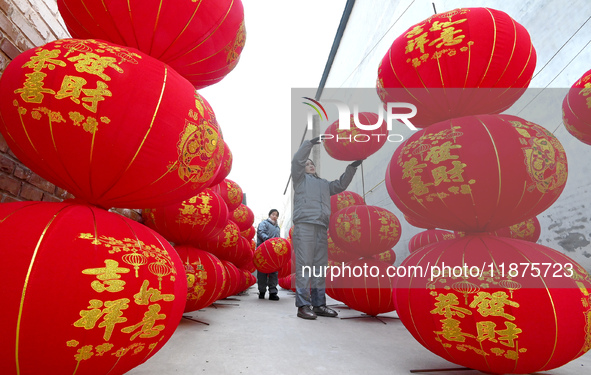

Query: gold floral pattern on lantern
left=335, top=212, right=362, bottom=243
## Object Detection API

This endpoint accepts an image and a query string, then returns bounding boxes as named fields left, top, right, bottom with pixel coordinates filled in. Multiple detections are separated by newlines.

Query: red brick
left=1, top=193, right=21, bottom=203
left=42, top=193, right=61, bottom=203
left=27, top=172, right=55, bottom=193
left=0, top=173, right=21, bottom=195
left=0, top=153, right=15, bottom=174
left=20, top=183, right=43, bottom=201
left=0, top=132, right=8, bottom=153
left=1, top=36, right=20, bottom=59
left=14, top=164, right=31, bottom=180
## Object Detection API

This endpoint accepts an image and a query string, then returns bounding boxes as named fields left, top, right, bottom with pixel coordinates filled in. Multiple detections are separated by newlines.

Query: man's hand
left=310, top=136, right=321, bottom=145
left=350, top=160, right=363, bottom=168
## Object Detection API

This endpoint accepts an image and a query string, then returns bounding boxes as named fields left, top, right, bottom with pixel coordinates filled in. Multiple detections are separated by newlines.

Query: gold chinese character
left=22, top=49, right=66, bottom=72
left=428, top=27, right=465, bottom=48
left=469, top=291, right=520, bottom=320
left=82, top=259, right=130, bottom=293
left=406, top=33, right=430, bottom=54
left=134, top=280, right=175, bottom=306
left=56, top=75, right=87, bottom=104
left=431, top=161, right=466, bottom=186
left=73, top=298, right=130, bottom=340
left=14, top=72, right=55, bottom=103
left=476, top=321, right=498, bottom=343
left=434, top=318, right=474, bottom=342
left=68, top=53, right=123, bottom=81
left=121, top=304, right=166, bottom=340
left=431, top=293, right=472, bottom=318
left=496, top=321, right=522, bottom=348
left=81, top=81, right=112, bottom=112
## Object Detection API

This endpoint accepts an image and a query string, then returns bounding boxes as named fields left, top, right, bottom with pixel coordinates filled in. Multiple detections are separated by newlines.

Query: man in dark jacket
left=256, top=209, right=282, bottom=300
left=291, top=137, right=362, bottom=319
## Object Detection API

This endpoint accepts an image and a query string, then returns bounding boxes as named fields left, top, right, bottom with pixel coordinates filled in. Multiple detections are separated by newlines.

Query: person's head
left=268, top=209, right=279, bottom=221
left=305, top=159, right=316, bottom=175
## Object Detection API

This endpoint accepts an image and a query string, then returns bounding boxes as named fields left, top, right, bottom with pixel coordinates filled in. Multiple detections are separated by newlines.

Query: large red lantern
left=387, top=115, right=568, bottom=232
left=322, top=112, right=388, bottom=161
left=330, top=190, right=366, bottom=216
left=142, top=189, right=229, bottom=245
left=253, top=237, right=292, bottom=274
left=408, top=229, right=456, bottom=253
left=175, top=245, right=226, bottom=313
left=340, top=258, right=396, bottom=316
left=0, top=38, right=224, bottom=209
left=329, top=205, right=402, bottom=257
left=562, top=68, right=591, bottom=144
left=57, top=0, right=246, bottom=89
left=0, top=201, right=186, bottom=375
left=210, top=179, right=244, bottom=211
left=377, top=7, right=536, bottom=128
left=395, top=234, right=591, bottom=374
left=230, top=204, right=255, bottom=231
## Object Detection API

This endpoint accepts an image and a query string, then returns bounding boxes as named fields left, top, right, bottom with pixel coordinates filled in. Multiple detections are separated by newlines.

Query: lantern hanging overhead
left=395, top=234, right=591, bottom=374
left=0, top=201, right=186, bottom=375
left=57, top=0, right=246, bottom=89
left=562, top=68, right=591, bottom=145
left=329, top=205, right=402, bottom=257
left=377, top=7, right=536, bottom=128
left=330, top=190, right=366, bottom=216
left=323, top=112, right=388, bottom=161
left=0, top=38, right=224, bottom=209
left=387, top=114, right=567, bottom=232
left=142, top=188, right=230, bottom=245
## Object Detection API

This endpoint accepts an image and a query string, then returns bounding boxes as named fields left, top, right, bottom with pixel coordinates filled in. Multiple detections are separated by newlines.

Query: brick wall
left=0, top=0, right=142, bottom=222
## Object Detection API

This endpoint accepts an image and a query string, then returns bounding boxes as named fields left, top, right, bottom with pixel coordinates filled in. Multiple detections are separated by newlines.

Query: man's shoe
left=258, top=292, right=265, bottom=299
left=297, top=306, right=317, bottom=320
left=313, top=305, right=338, bottom=317
left=269, top=293, right=280, bottom=301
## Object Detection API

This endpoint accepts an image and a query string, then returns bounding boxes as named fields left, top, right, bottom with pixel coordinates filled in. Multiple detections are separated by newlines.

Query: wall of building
left=314, top=0, right=591, bottom=271
left=0, top=0, right=142, bottom=222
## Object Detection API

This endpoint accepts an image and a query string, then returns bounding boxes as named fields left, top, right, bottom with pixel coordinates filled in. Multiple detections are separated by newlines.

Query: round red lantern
left=490, top=216, right=541, bottom=242
left=278, top=273, right=296, bottom=292
left=562, top=68, right=591, bottom=144
left=57, top=0, right=246, bottom=89
left=322, top=112, right=388, bottom=161
left=278, top=258, right=294, bottom=279
left=230, top=204, right=255, bottom=231
left=373, top=248, right=397, bottom=264
left=330, top=190, right=366, bottom=216
left=208, top=140, right=234, bottom=186
left=142, top=188, right=229, bottom=245
left=0, top=201, right=186, bottom=375
left=198, top=220, right=241, bottom=261
left=328, top=229, right=358, bottom=263
left=241, top=225, right=256, bottom=241
left=253, top=237, right=292, bottom=274
left=329, top=205, right=402, bottom=257
left=175, top=245, right=226, bottom=313
left=377, top=7, right=536, bottom=128
left=210, top=179, right=244, bottom=211
left=408, top=229, right=457, bottom=253
left=340, top=258, right=396, bottom=316
left=0, top=38, right=224, bottom=209
left=395, top=234, right=591, bottom=374
left=218, top=260, right=242, bottom=300
left=387, top=115, right=568, bottom=232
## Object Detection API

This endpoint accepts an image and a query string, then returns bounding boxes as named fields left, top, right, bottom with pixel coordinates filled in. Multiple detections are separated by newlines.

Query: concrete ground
left=127, top=287, right=591, bottom=375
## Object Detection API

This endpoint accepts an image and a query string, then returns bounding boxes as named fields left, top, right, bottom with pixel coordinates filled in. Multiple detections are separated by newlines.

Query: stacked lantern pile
left=0, top=1, right=247, bottom=374
left=381, top=7, right=591, bottom=374
left=327, top=204, right=402, bottom=316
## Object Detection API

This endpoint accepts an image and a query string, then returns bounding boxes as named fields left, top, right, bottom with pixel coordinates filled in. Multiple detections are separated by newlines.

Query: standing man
left=291, top=137, right=362, bottom=319
left=256, top=209, right=281, bottom=301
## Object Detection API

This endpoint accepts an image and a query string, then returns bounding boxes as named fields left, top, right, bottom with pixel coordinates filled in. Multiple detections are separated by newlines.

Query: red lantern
left=340, top=258, right=396, bottom=316
left=210, top=179, right=244, bottom=211
left=377, top=7, right=536, bottom=128
left=241, top=225, right=256, bottom=241
left=328, top=229, right=358, bottom=263
left=373, top=248, right=397, bottom=264
left=222, top=236, right=253, bottom=269
left=278, top=273, right=296, bottom=292
left=395, top=234, right=591, bottom=374
left=175, top=245, right=226, bottom=313
left=253, top=237, right=292, bottom=274
left=198, top=220, right=241, bottom=261
left=218, top=261, right=242, bottom=299
left=329, top=205, right=402, bottom=257
left=387, top=115, right=568, bottom=232
left=330, top=190, right=366, bottom=216
left=278, top=258, right=294, bottom=279
left=0, top=39, right=224, bottom=209
left=230, top=204, right=254, bottom=231
left=142, top=189, right=229, bottom=245
left=562, top=68, right=591, bottom=144
left=57, top=0, right=246, bottom=89
left=408, top=229, right=457, bottom=253
left=208, top=140, right=233, bottom=187
left=0, top=201, right=186, bottom=375
left=322, top=112, right=388, bottom=161
left=490, top=216, right=541, bottom=242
